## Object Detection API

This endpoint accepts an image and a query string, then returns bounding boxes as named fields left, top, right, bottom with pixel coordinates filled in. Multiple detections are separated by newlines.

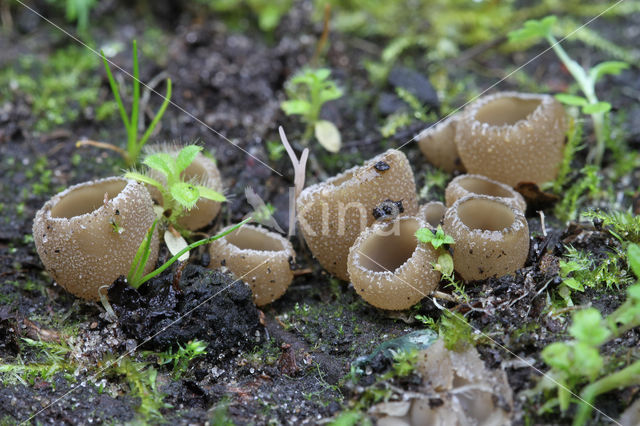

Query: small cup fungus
left=33, top=177, right=159, bottom=301
left=445, top=174, right=526, bottom=212
left=418, top=201, right=446, bottom=229
left=455, top=92, right=567, bottom=186
left=208, top=225, right=295, bottom=306
left=443, top=195, right=529, bottom=281
left=347, top=216, right=440, bottom=310
left=148, top=146, right=224, bottom=230
left=417, top=114, right=465, bottom=173
left=296, top=149, right=418, bottom=280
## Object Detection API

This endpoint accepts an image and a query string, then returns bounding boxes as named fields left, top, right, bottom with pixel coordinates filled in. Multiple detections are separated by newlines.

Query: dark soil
left=1, top=1, right=639, bottom=425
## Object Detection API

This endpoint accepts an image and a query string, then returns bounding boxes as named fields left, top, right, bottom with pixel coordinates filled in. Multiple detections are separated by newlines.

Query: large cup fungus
left=208, top=225, right=295, bottom=306
left=417, top=114, right=465, bottom=173
left=455, top=92, right=567, bottom=186
left=33, top=177, right=159, bottom=301
left=148, top=146, right=224, bottom=230
left=443, top=195, right=529, bottom=281
left=445, top=173, right=526, bottom=212
left=296, top=149, right=418, bottom=281
left=347, top=216, right=440, bottom=310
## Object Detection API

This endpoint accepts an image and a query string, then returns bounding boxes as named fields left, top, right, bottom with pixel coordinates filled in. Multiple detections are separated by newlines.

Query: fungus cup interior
left=474, top=97, right=541, bottom=126
left=358, top=218, right=420, bottom=272
left=423, top=203, right=446, bottom=228
left=458, top=176, right=513, bottom=198
left=457, top=198, right=514, bottom=231
left=50, top=180, right=127, bottom=218
left=225, top=227, right=284, bottom=252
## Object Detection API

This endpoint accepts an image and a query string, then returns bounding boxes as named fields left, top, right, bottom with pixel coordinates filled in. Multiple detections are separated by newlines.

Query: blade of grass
left=128, top=219, right=158, bottom=284
left=102, top=50, right=130, bottom=132
left=138, top=79, right=172, bottom=151
left=130, top=40, right=140, bottom=159
left=133, top=218, right=251, bottom=288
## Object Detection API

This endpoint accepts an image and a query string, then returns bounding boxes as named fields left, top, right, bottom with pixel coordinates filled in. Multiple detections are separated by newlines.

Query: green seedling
left=125, top=145, right=225, bottom=229
left=380, top=87, right=436, bottom=138
left=127, top=218, right=251, bottom=289
left=508, top=15, right=629, bottom=165
left=281, top=68, right=343, bottom=152
left=540, top=244, right=640, bottom=425
left=415, top=225, right=469, bottom=302
left=584, top=209, right=640, bottom=244
left=78, top=40, right=172, bottom=166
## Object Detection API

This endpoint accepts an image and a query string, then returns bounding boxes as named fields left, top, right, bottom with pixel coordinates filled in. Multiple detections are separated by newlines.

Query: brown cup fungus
left=208, top=225, right=295, bottom=306
left=347, top=216, right=440, bottom=310
left=418, top=201, right=446, bottom=229
left=296, top=149, right=418, bottom=281
left=417, top=114, right=465, bottom=173
left=443, top=195, right=529, bottom=281
left=455, top=92, right=567, bottom=186
left=33, top=177, right=159, bottom=301
left=445, top=174, right=526, bottom=212
left=148, top=146, right=224, bottom=230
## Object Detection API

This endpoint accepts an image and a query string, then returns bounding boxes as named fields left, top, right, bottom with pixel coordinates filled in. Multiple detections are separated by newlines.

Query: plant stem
left=133, top=218, right=251, bottom=288
left=130, top=40, right=140, bottom=165
left=573, top=360, right=640, bottom=426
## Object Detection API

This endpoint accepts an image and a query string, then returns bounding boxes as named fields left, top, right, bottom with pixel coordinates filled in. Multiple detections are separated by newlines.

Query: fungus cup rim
left=445, top=194, right=527, bottom=238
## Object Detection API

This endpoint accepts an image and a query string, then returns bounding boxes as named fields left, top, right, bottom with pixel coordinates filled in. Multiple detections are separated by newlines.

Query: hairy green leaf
left=124, top=171, right=162, bottom=189
left=175, top=145, right=202, bottom=174
left=143, top=153, right=174, bottom=177
left=197, top=186, right=226, bottom=202
left=629, top=244, right=640, bottom=279
left=281, top=99, right=312, bottom=116
left=171, top=182, right=199, bottom=209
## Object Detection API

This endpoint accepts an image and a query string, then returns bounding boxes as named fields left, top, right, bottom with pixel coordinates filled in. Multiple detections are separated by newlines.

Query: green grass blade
left=130, top=40, right=140, bottom=159
left=102, top=50, right=130, bottom=131
left=128, top=219, right=157, bottom=287
left=138, top=79, right=172, bottom=150
left=135, top=217, right=251, bottom=287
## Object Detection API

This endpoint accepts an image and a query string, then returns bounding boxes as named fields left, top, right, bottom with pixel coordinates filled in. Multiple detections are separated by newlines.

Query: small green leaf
left=437, top=253, right=454, bottom=276
left=313, top=68, right=331, bottom=81
left=507, top=15, right=556, bottom=43
left=555, top=94, right=588, bottom=107
left=569, top=308, right=610, bottom=346
left=319, top=83, right=343, bottom=103
left=562, top=277, right=584, bottom=291
left=627, top=284, right=640, bottom=302
left=415, top=228, right=434, bottom=244
left=143, top=153, right=174, bottom=177
left=281, top=99, right=312, bottom=116
left=582, top=102, right=611, bottom=114
left=175, top=145, right=202, bottom=174
left=197, top=186, right=226, bottom=202
left=541, top=342, right=571, bottom=371
left=124, top=171, right=163, bottom=189
left=573, top=342, right=603, bottom=380
left=628, top=244, right=640, bottom=279
left=170, top=182, right=199, bottom=210
left=315, top=120, right=341, bottom=153
left=589, top=61, right=629, bottom=83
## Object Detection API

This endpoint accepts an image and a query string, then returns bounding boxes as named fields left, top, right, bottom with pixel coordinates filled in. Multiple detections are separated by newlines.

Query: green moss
left=0, top=46, right=116, bottom=132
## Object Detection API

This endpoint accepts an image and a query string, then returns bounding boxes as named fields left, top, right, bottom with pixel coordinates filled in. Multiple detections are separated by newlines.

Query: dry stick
left=75, top=139, right=130, bottom=162
left=311, top=3, right=331, bottom=67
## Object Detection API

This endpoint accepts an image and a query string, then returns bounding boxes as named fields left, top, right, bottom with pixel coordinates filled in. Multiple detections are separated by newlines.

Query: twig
left=76, top=139, right=130, bottom=162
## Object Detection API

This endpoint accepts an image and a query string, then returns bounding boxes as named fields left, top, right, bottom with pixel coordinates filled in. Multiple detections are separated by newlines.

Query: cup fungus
left=208, top=225, right=295, bottom=306
left=443, top=195, right=529, bottom=281
left=148, top=146, right=224, bottom=230
left=418, top=201, right=446, bottom=229
left=417, top=114, right=465, bottom=173
left=445, top=173, right=526, bottom=212
left=347, top=216, right=440, bottom=310
left=455, top=92, right=567, bottom=186
left=33, top=177, right=159, bottom=301
left=296, top=149, right=418, bottom=280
